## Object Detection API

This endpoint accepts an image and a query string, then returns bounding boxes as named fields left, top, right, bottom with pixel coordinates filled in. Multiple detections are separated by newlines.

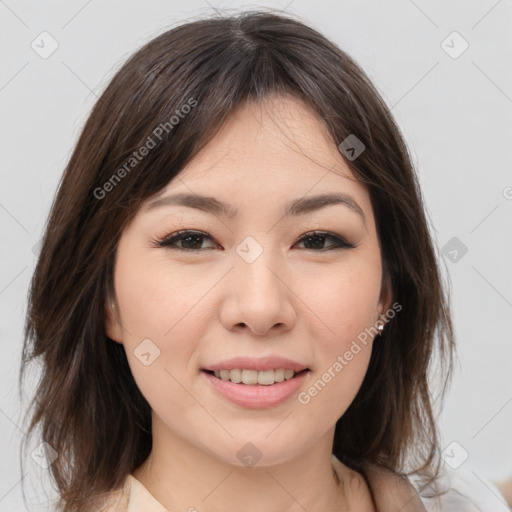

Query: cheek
left=299, top=256, right=382, bottom=350
left=293, top=259, right=381, bottom=415
left=114, top=263, right=201, bottom=424
left=114, top=243, right=209, bottom=340
left=112, top=244, right=198, bottom=398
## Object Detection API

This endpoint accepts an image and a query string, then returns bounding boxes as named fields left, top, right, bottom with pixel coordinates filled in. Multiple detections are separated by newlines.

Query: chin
left=201, top=432, right=312, bottom=469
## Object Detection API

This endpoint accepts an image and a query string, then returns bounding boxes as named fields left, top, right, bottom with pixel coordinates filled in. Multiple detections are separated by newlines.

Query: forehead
left=151, top=95, right=366, bottom=204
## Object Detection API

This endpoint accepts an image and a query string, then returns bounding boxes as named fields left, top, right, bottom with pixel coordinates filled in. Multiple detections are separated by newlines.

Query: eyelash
left=153, top=229, right=355, bottom=252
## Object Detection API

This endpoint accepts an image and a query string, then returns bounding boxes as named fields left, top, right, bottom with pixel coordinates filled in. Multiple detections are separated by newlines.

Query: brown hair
left=20, top=9, right=455, bottom=511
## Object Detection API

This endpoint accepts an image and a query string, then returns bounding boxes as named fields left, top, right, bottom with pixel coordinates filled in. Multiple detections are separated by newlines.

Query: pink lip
left=203, top=356, right=309, bottom=372
left=202, top=370, right=310, bottom=409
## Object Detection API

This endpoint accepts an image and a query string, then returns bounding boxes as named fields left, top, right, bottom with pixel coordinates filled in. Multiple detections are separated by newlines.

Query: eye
left=155, top=230, right=217, bottom=251
left=294, top=231, right=355, bottom=251
left=153, top=229, right=355, bottom=252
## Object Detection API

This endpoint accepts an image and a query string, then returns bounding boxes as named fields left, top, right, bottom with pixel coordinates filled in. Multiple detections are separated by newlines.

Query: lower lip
left=201, top=370, right=309, bottom=409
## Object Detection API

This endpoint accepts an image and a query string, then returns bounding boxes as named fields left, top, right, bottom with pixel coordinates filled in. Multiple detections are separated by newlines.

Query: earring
left=377, top=324, right=384, bottom=335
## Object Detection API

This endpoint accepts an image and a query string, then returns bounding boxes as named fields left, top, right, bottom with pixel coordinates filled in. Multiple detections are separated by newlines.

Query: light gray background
left=1, top=0, right=511, bottom=510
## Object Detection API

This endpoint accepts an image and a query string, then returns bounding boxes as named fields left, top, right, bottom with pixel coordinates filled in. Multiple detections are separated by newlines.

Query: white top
left=411, top=465, right=510, bottom=511
left=99, top=465, right=509, bottom=511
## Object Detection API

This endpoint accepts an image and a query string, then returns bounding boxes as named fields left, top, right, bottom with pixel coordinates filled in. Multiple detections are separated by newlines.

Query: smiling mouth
left=202, top=368, right=309, bottom=386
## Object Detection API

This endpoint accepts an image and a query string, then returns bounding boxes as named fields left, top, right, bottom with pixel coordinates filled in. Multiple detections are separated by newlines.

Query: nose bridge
left=233, top=234, right=283, bottom=299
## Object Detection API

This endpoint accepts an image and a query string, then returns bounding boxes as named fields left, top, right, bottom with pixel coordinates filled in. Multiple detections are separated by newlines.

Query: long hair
left=20, top=10, right=455, bottom=511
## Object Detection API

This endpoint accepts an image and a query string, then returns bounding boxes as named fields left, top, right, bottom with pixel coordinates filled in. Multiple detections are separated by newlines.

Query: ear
left=376, top=271, right=393, bottom=320
left=105, top=300, right=124, bottom=344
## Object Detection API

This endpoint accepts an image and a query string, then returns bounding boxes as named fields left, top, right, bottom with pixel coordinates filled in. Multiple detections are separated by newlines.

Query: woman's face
left=106, top=95, right=391, bottom=466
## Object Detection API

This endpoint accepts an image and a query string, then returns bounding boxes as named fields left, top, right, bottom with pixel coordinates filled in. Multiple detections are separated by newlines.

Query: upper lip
left=203, top=356, right=309, bottom=372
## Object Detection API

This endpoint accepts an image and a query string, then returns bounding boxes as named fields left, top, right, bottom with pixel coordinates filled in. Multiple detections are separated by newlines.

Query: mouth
left=202, top=368, right=310, bottom=386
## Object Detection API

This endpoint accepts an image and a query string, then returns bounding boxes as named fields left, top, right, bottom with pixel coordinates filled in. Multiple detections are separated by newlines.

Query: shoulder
left=360, top=461, right=508, bottom=511
left=361, top=462, right=428, bottom=511
left=84, top=474, right=166, bottom=512
left=83, top=478, right=131, bottom=512
left=120, top=474, right=168, bottom=512
left=409, top=465, right=509, bottom=512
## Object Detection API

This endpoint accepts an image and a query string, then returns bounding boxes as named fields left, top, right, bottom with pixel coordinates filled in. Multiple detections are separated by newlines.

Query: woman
left=20, top=10, right=504, bottom=511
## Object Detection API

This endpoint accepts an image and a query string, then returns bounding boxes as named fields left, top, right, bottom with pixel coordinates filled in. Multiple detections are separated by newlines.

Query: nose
left=218, top=246, right=297, bottom=337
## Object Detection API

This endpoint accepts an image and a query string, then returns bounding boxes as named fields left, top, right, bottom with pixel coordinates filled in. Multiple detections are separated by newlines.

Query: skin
left=106, top=94, right=392, bottom=511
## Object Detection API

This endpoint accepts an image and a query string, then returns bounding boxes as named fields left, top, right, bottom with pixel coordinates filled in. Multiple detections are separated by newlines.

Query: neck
left=132, top=416, right=374, bottom=512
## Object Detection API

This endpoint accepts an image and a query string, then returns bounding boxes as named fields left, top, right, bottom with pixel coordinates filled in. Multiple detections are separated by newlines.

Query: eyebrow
left=147, top=192, right=366, bottom=224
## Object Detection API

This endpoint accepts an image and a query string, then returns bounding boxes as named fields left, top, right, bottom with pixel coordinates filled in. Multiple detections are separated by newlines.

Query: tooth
left=273, top=369, right=285, bottom=382
left=258, top=370, right=275, bottom=385
left=241, top=369, right=258, bottom=385
left=229, top=369, right=242, bottom=383
left=212, top=368, right=301, bottom=384
left=284, top=369, right=295, bottom=380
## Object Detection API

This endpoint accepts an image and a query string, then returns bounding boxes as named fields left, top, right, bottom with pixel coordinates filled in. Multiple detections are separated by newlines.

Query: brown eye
left=156, top=230, right=217, bottom=251
left=294, top=231, right=354, bottom=251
